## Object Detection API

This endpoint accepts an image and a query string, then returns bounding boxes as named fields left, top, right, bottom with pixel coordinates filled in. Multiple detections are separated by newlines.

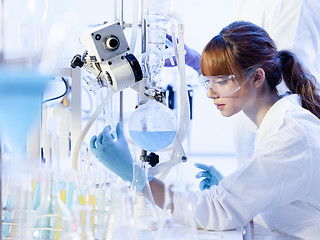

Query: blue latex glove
left=164, top=34, right=201, bottom=72
left=90, top=122, right=153, bottom=192
left=195, top=163, right=224, bottom=191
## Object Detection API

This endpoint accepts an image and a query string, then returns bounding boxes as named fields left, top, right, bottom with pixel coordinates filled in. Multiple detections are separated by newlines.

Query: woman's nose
left=207, top=89, right=220, bottom=99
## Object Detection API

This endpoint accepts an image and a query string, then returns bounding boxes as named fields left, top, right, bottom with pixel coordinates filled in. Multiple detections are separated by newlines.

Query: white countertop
left=198, top=228, right=244, bottom=240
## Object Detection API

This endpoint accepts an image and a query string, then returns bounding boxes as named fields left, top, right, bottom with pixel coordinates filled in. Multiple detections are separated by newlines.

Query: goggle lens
left=199, top=75, right=240, bottom=97
left=199, top=65, right=259, bottom=97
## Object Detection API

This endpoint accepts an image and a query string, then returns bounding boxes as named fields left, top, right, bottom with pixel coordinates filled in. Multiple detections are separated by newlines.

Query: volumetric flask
left=129, top=99, right=177, bottom=152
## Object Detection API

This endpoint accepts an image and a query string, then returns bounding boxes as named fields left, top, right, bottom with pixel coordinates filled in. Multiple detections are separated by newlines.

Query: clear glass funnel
left=0, top=69, right=49, bottom=152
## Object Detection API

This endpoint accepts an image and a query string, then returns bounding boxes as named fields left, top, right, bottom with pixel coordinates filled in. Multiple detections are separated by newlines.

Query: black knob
left=146, top=152, right=159, bottom=167
left=71, top=54, right=84, bottom=68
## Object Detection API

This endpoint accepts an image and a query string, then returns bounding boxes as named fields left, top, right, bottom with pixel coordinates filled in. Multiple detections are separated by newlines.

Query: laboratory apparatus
left=102, top=182, right=137, bottom=240
left=71, top=22, right=143, bottom=93
left=129, top=98, right=177, bottom=152
left=0, top=70, right=48, bottom=152
left=70, top=21, right=145, bottom=170
left=0, top=1, right=52, bottom=236
left=1, top=0, right=194, bottom=239
left=32, top=170, right=72, bottom=239
left=156, top=184, right=198, bottom=240
left=132, top=161, right=159, bottom=236
left=1, top=170, right=35, bottom=239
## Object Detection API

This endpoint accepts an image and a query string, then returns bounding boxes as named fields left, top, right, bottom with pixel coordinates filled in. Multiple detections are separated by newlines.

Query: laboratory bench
left=196, top=222, right=298, bottom=240
left=198, top=228, right=244, bottom=240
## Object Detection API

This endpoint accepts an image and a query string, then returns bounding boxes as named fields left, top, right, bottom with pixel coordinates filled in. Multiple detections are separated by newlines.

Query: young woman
left=90, top=21, right=320, bottom=239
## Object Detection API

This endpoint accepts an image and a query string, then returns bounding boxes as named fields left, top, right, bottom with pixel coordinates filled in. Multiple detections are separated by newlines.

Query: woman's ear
left=253, top=68, right=265, bottom=88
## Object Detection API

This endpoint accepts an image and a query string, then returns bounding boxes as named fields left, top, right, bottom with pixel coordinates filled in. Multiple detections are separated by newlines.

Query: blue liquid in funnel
left=129, top=130, right=177, bottom=152
left=0, top=69, right=48, bottom=151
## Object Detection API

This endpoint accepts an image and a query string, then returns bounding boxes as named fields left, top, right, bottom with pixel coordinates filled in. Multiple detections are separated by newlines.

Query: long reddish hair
left=201, top=21, right=320, bottom=118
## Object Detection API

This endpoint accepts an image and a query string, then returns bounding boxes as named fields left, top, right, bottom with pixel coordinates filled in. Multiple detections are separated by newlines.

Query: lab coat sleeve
left=172, top=116, right=312, bottom=230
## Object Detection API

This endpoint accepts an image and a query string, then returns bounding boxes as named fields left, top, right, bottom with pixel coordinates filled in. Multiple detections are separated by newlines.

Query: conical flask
left=102, top=182, right=137, bottom=240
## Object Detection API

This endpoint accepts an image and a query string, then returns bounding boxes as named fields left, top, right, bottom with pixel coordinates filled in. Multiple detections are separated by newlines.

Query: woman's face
left=206, top=73, right=256, bottom=117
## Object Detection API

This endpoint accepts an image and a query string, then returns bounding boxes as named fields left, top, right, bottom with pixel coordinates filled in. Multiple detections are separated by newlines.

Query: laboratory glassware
left=156, top=184, right=198, bottom=240
left=102, top=182, right=137, bottom=240
left=132, top=161, right=159, bottom=239
left=143, top=0, right=173, bottom=27
left=129, top=99, right=177, bottom=152
left=32, top=170, right=73, bottom=240
left=142, top=27, right=166, bottom=87
left=1, top=171, right=34, bottom=239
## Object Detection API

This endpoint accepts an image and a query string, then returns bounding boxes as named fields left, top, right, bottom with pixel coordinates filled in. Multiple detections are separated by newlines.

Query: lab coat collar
left=247, top=94, right=301, bottom=134
left=257, top=93, right=301, bottom=132
left=282, top=93, right=302, bottom=106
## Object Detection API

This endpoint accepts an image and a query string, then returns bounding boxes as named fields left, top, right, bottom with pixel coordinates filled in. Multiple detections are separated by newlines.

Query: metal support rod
left=141, top=0, right=147, bottom=54
left=119, top=0, right=124, bottom=27
left=118, top=0, right=124, bottom=122
left=113, top=0, right=117, bottom=22
left=140, top=0, right=148, bottom=161
left=119, top=91, right=123, bottom=122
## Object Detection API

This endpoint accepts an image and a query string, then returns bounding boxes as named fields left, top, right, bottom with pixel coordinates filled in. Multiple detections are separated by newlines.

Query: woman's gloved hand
left=90, top=122, right=153, bottom=192
left=90, top=122, right=134, bottom=182
left=195, top=163, right=224, bottom=191
left=165, top=34, right=201, bottom=72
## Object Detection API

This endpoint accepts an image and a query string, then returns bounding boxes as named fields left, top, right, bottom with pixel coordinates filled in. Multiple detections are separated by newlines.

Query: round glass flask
left=129, top=100, right=177, bottom=152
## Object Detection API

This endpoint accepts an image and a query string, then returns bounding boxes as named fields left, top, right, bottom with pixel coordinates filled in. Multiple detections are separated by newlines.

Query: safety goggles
left=199, top=66, right=258, bottom=97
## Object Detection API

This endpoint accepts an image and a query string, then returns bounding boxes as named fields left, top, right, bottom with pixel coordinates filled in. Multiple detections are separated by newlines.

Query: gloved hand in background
left=164, top=34, right=201, bottom=73
left=90, top=122, right=153, bottom=192
left=195, top=163, right=224, bottom=191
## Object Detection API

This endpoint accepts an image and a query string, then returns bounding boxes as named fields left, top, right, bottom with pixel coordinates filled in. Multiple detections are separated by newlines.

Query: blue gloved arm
left=90, top=122, right=153, bottom=192
left=164, top=34, right=201, bottom=73
left=195, top=163, right=224, bottom=191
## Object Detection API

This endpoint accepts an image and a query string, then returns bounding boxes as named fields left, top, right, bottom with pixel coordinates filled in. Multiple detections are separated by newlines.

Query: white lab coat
left=234, top=0, right=320, bottom=168
left=173, top=94, right=320, bottom=239
left=233, top=3, right=320, bottom=235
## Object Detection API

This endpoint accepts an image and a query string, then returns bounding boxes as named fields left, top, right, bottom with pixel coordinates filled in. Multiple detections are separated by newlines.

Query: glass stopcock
left=129, top=99, right=177, bottom=152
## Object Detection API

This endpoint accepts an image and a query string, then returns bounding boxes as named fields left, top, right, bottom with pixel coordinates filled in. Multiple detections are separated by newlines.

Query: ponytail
left=278, top=50, right=320, bottom=119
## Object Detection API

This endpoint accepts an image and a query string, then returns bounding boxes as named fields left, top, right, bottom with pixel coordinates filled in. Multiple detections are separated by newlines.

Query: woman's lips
left=216, top=104, right=225, bottom=110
